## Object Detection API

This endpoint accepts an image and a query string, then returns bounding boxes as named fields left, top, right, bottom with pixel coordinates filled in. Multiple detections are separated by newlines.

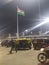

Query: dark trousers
left=10, top=46, right=17, bottom=54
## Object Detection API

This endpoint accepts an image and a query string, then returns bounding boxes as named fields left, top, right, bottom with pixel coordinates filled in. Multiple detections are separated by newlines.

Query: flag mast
left=17, top=6, right=19, bottom=38
left=17, top=7, right=25, bottom=38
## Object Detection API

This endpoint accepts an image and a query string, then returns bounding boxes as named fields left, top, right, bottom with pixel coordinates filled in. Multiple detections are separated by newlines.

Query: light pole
left=39, top=0, right=42, bottom=33
left=31, top=32, right=32, bottom=35
left=17, top=6, right=19, bottom=38
left=22, top=32, right=25, bottom=36
left=8, top=33, right=11, bottom=40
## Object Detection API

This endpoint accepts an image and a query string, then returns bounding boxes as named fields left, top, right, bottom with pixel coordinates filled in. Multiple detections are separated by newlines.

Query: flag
left=17, top=7, right=25, bottom=16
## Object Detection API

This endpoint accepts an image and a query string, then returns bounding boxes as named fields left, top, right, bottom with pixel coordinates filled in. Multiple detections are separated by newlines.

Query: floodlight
left=43, top=31, right=49, bottom=34
left=27, top=17, right=49, bottom=32
left=25, top=29, right=28, bottom=32
left=22, top=17, right=49, bottom=34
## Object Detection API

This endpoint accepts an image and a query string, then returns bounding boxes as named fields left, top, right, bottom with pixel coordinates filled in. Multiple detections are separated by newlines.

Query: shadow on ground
left=7, top=48, right=30, bottom=55
left=17, top=48, right=30, bottom=51
left=38, top=61, right=49, bottom=65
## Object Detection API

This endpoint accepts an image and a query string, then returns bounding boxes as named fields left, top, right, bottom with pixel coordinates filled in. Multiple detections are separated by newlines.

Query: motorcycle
left=37, top=46, right=49, bottom=63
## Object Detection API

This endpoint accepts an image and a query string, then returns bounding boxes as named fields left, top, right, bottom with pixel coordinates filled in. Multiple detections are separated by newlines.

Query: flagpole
left=17, top=6, right=19, bottom=38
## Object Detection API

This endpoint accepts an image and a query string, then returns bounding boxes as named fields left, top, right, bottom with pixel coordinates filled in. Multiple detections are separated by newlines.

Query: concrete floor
left=0, top=46, right=49, bottom=65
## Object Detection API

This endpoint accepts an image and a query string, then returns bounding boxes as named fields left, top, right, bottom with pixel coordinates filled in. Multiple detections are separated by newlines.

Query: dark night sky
left=0, top=0, right=49, bottom=36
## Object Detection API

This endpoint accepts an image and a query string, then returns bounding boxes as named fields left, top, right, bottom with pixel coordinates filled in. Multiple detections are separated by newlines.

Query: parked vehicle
left=15, top=38, right=32, bottom=49
left=1, top=40, right=12, bottom=47
left=37, top=46, right=49, bottom=63
left=33, top=38, right=49, bottom=50
left=1, top=38, right=32, bottom=49
left=1, top=40, right=8, bottom=47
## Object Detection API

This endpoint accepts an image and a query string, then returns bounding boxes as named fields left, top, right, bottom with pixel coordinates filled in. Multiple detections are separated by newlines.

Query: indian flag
left=17, top=8, right=25, bottom=16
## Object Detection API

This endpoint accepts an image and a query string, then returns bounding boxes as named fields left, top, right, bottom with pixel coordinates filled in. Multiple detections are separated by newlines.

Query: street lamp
left=25, top=17, right=49, bottom=33
left=22, top=29, right=28, bottom=36
left=43, top=31, right=49, bottom=35
left=25, top=29, right=28, bottom=32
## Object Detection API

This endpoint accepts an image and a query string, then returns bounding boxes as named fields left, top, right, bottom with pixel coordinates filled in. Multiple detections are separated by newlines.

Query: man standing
left=9, top=40, right=17, bottom=54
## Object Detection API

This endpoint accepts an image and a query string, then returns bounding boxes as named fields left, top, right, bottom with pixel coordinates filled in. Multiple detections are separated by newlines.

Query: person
left=9, top=39, right=17, bottom=54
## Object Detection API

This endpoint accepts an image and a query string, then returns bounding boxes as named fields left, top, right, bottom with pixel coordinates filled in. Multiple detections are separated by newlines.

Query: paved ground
left=0, top=46, right=49, bottom=65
